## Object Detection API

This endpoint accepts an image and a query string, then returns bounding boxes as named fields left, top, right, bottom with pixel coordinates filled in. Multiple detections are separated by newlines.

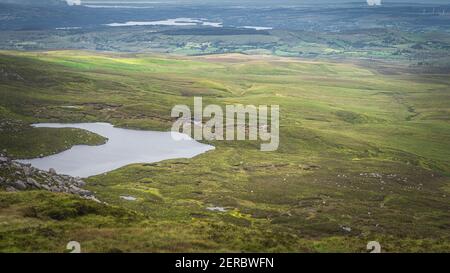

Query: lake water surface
left=106, top=18, right=222, bottom=27
left=17, top=123, right=214, bottom=178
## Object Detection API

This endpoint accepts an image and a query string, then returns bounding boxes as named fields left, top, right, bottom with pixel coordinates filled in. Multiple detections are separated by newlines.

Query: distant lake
left=17, top=123, right=214, bottom=178
left=241, top=26, right=273, bottom=30
left=105, top=18, right=223, bottom=27
left=84, top=2, right=164, bottom=9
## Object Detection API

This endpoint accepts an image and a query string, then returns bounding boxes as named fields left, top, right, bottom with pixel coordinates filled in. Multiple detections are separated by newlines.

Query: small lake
left=17, top=123, right=214, bottom=178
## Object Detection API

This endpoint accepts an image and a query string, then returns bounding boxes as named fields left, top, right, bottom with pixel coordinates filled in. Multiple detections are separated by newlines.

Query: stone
left=6, top=186, right=17, bottom=192
left=76, top=180, right=86, bottom=187
left=341, top=226, right=352, bottom=232
left=78, top=189, right=92, bottom=196
left=25, top=177, right=34, bottom=185
left=49, top=168, right=57, bottom=175
left=85, top=196, right=101, bottom=203
left=50, top=186, right=60, bottom=192
left=53, top=177, right=64, bottom=186
left=206, top=206, right=227, bottom=212
left=26, top=178, right=41, bottom=189
left=69, top=186, right=82, bottom=194
left=120, top=196, right=137, bottom=201
left=23, top=166, right=33, bottom=176
left=13, top=180, right=27, bottom=190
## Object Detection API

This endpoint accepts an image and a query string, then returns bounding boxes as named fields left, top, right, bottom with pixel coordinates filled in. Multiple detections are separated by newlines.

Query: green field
left=0, top=50, right=449, bottom=252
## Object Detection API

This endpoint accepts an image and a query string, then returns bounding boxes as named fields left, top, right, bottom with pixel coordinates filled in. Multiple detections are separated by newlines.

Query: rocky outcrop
left=0, top=153, right=100, bottom=202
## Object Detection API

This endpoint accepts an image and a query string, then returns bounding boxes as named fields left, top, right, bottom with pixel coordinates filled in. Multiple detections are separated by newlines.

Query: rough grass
left=0, top=50, right=449, bottom=252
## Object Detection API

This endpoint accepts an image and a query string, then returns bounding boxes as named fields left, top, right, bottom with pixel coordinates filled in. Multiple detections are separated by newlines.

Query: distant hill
left=78, top=0, right=450, bottom=4
left=0, top=0, right=66, bottom=6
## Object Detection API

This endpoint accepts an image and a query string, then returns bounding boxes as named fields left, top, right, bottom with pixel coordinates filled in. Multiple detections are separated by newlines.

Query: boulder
left=23, top=166, right=33, bottom=176
left=50, top=186, right=61, bottom=192
left=76, top=180, right=86, bottom=187
left=26, top=178, right=41, bottom=189
left=85, top=196, right=101, bottom=203
left=341, top=226, right=352, bottom=233
left=13, top=180, right=27, bottom=190
left=69, top=186, right=82, bottom=194
left=79, top=189, right=93, bottom=196
left=53, top=177, right=64, bottom=186
left=49, top=168, right=57, bottom=175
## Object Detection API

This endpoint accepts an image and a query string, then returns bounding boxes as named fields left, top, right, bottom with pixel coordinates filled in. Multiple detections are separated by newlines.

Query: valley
left=0, top=50, right=449, bottom=252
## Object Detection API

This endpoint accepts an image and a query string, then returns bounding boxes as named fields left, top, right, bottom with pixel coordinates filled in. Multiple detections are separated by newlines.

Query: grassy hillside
left=0, top=50, right=449, bottom=252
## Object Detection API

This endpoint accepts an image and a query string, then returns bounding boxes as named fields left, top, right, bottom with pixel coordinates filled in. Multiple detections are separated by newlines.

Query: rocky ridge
left=0, top=152, right=100, bottom=202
